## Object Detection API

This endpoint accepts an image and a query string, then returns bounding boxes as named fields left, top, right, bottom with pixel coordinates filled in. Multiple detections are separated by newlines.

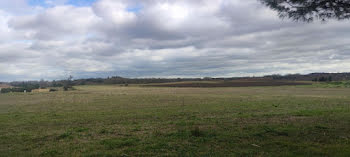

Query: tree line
left=2, top=73, right=350, bottom=93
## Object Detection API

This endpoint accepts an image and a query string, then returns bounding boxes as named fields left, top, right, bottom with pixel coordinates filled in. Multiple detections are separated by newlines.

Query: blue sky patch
left=66, top=0, right=96, bottom=6
left=28, top=0, right=49, bottom=7
left=127, top=5, right=143, bottom=13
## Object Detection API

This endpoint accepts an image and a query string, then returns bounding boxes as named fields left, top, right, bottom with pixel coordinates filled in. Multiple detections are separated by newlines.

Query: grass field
left=0, top=84, right=349, bottom=156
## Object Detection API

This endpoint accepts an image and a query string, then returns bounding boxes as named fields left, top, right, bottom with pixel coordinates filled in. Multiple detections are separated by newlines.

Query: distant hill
left=4, top=73, right=350, bottom=88
left=66, top=73, right=350, bottom=85
left=264, top=73, right=350, bottom=81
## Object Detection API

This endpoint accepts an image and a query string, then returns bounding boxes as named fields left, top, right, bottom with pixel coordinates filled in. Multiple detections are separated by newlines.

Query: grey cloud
left=9, top=6, right=98, bottom=40
left=0, top=0, right=350, bottom=81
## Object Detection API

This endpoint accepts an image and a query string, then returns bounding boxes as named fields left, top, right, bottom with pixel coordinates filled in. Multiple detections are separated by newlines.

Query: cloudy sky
left=0, top=0, right=350, bottom=81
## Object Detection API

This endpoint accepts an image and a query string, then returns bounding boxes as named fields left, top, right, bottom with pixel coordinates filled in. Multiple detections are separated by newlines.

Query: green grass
left=311, top=81, right=350, bottom=88
left=0, top=85, right=349, bottom=156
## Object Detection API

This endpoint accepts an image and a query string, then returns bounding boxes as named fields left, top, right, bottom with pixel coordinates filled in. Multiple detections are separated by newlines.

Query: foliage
left=260, top=0, right=350, bottom=22
left=1, top=87, right=26, bottom=93
left=63, top=75, right=73, bottom=91
left=312, top=81, right=350, bottom=88
left=9, top=82, right=40, bottom=91
left=4, top=73, right=350, bottom=89
left=312, top=76, right=332, bottom=82
left=49, top=88, right=58, bottom=92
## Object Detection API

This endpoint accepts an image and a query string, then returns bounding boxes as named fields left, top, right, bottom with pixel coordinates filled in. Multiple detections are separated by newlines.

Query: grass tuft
left=190, top=126, right=204, bottom=137
left=56, top=131, right=73, bottom=140
left=100, top=138, right=139, bottom=150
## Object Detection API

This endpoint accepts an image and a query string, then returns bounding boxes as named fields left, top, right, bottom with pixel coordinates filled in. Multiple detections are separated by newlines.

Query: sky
left=0, top=0, right=350, bottom=81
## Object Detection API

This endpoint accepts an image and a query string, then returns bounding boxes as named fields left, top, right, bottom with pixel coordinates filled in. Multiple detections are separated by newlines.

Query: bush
left=1, top=88, right=26, bottom=93
left=63, top=86, right=71, bottom=91
left=1, top=88, right=11, bottom=93
left=49, top=89, right=58, bottom=92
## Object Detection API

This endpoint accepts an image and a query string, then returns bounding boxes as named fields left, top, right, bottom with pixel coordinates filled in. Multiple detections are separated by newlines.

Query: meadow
left=0, top=84, right=349, bottom=156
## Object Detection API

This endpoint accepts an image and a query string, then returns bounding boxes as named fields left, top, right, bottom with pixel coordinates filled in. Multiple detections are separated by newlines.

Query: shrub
left=49, top=89, right=58, bottom=92
left=0, top=88, right=27, bottom=93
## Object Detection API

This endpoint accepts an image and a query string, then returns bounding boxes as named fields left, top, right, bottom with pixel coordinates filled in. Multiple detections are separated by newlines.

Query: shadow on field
left=145, top=80, right=312, bottom=88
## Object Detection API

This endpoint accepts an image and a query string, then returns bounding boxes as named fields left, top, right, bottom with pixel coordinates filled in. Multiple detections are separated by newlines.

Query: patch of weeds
left=175, top=121, right=187, bottom=127
left=153, top=130, right=163, bottom=136
left=167, top=127, right=208, bottom=139
left=75, top=127, right=89, bottom=133
left=100, top=138, right=139, bottom=150
left=191, top=126, right=204, bottom=137
left=56, top=131, right=73, bottom=140
left=99, top=128, right=111, bottom=134
left=83, top=152, right=114, bottom=157
left=261, top=126, right=289, bottom=137
left=315, top=125, right=329, bottom=130
left=40, top=149, right=60, bottom=157
left=0, top=135, right=9, bottom=141
left=168, top=129, right=189, bottom=139
left=132, top=126, right=141, bottom=132
left=143, top=141, right=169, bottom=152
left=19, top=133, right=32, bottom=140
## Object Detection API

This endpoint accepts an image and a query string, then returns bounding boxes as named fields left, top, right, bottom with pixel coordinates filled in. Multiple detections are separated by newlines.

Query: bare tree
left=63, top=75, right=73, bottom=91
left=39, top=79, right=47, bottom=89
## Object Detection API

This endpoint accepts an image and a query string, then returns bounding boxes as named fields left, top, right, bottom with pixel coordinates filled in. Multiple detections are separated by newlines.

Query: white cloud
left=0, top=0, right=350, bottom=81
left=92, top=0, right=136, bottom=25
